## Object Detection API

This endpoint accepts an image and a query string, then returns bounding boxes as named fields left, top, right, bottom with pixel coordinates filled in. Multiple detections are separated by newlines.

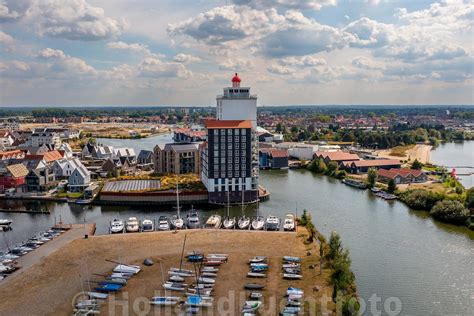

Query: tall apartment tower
left=201, top=74, right=259, bottom=204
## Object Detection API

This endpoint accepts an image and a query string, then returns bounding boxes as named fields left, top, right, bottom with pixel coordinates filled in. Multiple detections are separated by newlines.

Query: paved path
left=1, top=223, right=95, bottom=286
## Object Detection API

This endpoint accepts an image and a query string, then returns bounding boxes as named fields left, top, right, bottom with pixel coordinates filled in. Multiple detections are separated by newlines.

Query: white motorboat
left=186, top=210, right=201, bottom=229
left=265, top=215, right=280, bottom=231
left=141, top=219, right=154, bottom=232
left=157, top=216, right=170, bottom=231
left=205, top=215, right=221, bottom=229
left=283, top=213, right=295, bottom=231
left=0, top=219, right=12, bottom=229
left=110, top=219, right=124, bottom=234
left=222, top=217, right=236, bottom=229
left=251, top=216, right=265, bottom=230
left=238, top=216, right=250, bottom=230
left=125, top=217, right=140, bottom=233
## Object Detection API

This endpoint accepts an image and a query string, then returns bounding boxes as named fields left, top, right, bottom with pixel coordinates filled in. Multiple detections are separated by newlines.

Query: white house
left=58, top=143, right=74, bottom=158
left=0, top=131, right=14, bottom=150
left=68, top=164, right=91, bottom=192
left=53, top=158, right=85, bottom=179
left=29, top=129, right=61, bottom=147
left=114, top=147, right=136, bottom=164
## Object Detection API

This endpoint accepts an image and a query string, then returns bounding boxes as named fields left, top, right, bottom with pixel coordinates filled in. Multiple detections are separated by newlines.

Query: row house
left=0, top=150, right=25, bottom=161
left=377, top=168, right=428, bottom=184
left=344, top=159, right=402, bottom=174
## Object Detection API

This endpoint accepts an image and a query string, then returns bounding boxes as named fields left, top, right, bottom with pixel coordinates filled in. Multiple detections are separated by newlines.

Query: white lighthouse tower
left=216, top=73, right=257, bottom=129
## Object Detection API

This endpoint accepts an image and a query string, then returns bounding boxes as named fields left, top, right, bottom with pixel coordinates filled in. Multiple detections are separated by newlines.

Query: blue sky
left=0, top=0, right=472, bottom=106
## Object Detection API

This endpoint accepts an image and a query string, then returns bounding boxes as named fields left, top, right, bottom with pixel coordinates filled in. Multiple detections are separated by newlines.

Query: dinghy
left=163, top=282, right=186, bottom=291
left=244, top=283, right=265, bottom=290
left=283, top=273, right=303, bottom=280
left=197, top=277, right=215, bottom=284
left=94, top=283, right=123, bottom=292
left=241, top=301, right=262, bottom=312
left=222, top=217, right=236, bottom=229
left=249, top=292, right=263, bottom=299
left=141, top=219, right=154, bottom=232
left=185, top=295, right=213, bottom=307
left=169, top=275, right=185, bottom=283
left=283, top=256, right=301, bottom=263
left=287, top=287, right=304, bottom=295
left=247, top=272, right=266, bottom=278
left=150, top=296, right=180, bottom=306
left=251, top=216, right=265, bottom=230
left=113, top=264, right=141, bottom=274
left=205, top=215, right=221, bottom=229
left=249, top=256, right=267, bottom=264
left=88, top=292, right=108, bottom=300
left=125, top=217, right=139, bottom=233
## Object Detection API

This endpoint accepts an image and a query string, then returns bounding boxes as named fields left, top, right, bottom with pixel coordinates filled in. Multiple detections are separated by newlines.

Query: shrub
left=430, top=200, right=469, bottom=225
left=400, top=189, right=444, bottom=211
left=367, top=168, right=377, bottom=188
left=411, top=159, right=423, bottom=170
left=467, top=187, right=474, bottom=209
left=387, top=179, right=397, bottom=193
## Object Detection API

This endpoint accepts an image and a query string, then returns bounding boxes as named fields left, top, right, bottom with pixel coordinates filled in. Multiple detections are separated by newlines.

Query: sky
left=0, top=0, right=473, bottom=107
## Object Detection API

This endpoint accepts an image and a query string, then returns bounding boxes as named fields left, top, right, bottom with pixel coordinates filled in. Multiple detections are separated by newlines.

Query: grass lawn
left=389, top=144, right=415, bottom=157
left=56, top=192, right=83, bottom=199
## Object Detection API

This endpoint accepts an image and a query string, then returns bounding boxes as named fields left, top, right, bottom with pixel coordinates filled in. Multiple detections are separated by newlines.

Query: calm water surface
left=1, top=138, right=473, bottom=315
left=431, top=141, right=474, bottom=188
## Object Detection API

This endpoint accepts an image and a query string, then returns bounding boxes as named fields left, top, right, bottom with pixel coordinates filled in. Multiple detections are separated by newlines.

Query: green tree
left=327, top=231, right=343, bottom=261
left=411, top=159, right=423, bottom=170
left=387, top=179, right=397, bottom=193
left=466, top=187, right=474, bottom=209
left=430, top=200, right=470, bottom=225
left=367, top=168, right=377, bottom=188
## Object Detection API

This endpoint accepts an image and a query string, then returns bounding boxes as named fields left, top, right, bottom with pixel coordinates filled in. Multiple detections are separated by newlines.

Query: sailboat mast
left=179, top=234, right=187, bottom=271
left=241, top=178, right=244, bottom=216
left=176, top=181, right=180, bottom=218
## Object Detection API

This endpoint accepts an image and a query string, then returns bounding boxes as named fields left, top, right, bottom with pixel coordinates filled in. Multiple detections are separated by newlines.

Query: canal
left=0, top=138, right=472, bottom=315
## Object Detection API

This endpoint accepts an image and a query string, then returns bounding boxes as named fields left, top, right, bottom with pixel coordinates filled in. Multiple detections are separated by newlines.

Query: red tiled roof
left=377, top=168, right=400, bottom=179
left=269, top=149, right=288, bottom=158
left=0, top=150, right=24, bottom=160
left=315, top=151, right=360, bottom=162
left=24, top=150, right=63, bottom=162
left=204, top=119, right=252, bottom=129
left=378, top=168, right=424, bottom=179
left=351, top=159, right=401, bottom=167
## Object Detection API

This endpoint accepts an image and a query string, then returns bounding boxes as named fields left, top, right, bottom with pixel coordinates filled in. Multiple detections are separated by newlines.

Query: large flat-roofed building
left=153, top=143, right=200, bottom=174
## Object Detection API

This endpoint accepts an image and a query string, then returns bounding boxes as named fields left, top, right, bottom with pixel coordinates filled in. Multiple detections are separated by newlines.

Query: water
left=1, top=139, right=473, bottom=315
left=431, top=141, right=474, bottom=188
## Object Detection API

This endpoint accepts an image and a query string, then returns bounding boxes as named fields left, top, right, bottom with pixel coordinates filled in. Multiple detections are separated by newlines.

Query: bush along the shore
left=400, top=189, right=472, bottom=229
left=297, top=212, right=359, bottom=315
left=307, top=158, right=346, bottom=179
left=327, top=231, right=359, bottom=315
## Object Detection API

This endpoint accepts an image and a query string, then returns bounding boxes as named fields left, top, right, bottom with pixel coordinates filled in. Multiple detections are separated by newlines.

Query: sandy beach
left=0, top=228, right=334, bottom=315
left=377, top=144, right=432, bottom=164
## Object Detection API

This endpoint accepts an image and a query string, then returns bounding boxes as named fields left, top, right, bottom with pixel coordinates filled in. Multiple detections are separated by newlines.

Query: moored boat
left=157, top=216, right=170, bottom=231
left=186, top=209, right=201, bottom=229
left=205, top=215, right=221, bottom=229
left=342, top=178, right=368, bottom=189
left=125, top=217, right=140, bottom=233
left=283, top=213, right=295, bottom=231
left=265, top=215, right=280, bottom=231
left=141, top=219, right=154, bottom=232
left=251, top=216, right=265, bottom=230
left=110, top=219, right=124, bottom=234
left=238, top=216, right=250, bottom=230
left=222, top=217, right=236, bottom=229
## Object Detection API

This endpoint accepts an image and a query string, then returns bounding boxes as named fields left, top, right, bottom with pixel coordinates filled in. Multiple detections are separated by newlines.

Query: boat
left=249, top=256, right=267, bottom=264
left=342, top=178, right=367, bottom=189
left=371, top=187, right=381, bottom=193
left=251, top=216, right=265, bottom=230
left=170, top=182, right=184, bottom=230
left=222, top=217, right=236, bottom=229
left=205, top=214, right=221, bottom=229
left=157, top=216, right=170, bottom=231
left=125, top=217, right=140, bottom=233
left=238, top=216, right=250, bottom=230
left=249, top=292, right=263, bottom=299
left=283, top=273, right=303, bottom=280
left=265, top=215, right=280, bottom=231
left=109, top=219, right=124, bottom=234
left=169, top=275, right=185, bottom=283
left=94, top=283, right=123, bottom=292
left=75, top=199, right=91, bottom=205
left=287, top=287, right=303, bottom=295
left=141, top=219, right=154, bottom=232
left=163, top=282, right=186, bottom=292
left=186, top=208, right=201, bottom=229
left=113, top=264, right=141, bottom=274
left=0, top=219, right=12, bottom=228
left=185, top=295, right=213, bottom=307
left=283, top=256, right=301, bottom=263
left=241, top=300, right=262, bottom=313
left=375, top=191, right=398, bottom=200
left=197, top=277, right=215, bottom=284
left=150, top=296, right=181, bottom=306
left=244, top=283, right=265, bottom=290
left=88, top=292, right=109, bottom=300
left=283, top=213, right=295, bottom=231
left=247, top=272, right=266, bottom=278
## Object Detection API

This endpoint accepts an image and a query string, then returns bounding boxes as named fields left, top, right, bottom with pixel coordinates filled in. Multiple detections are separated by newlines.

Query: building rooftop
left=102, top=180, right=161, bottom=192
left=351, top=159, right=402, bottom=167
left=316, top=151, right=360, bottom=162
left=204, top=119, right=252, bottom=129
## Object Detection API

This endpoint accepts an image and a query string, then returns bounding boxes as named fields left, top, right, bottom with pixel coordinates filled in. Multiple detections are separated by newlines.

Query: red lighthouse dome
left=232, top=73, right=241, bottom=87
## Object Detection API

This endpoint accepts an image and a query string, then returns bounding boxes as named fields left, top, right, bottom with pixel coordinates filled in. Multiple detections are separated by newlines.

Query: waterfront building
left=68, top=164, right=91, bottom=192
left=0, top=163, right=28, bottom=192
left=377, top=168, right=428, bottom=184
left=0, top=150, right=25, bottom=161
left=315, top=151, right=360, bottom=165
left=345, top=159, right=402, bottom=174
left=259, top=148, right=289, bottom=169
left=25, top=166, right=56, bottom=192
left=53, top=158, right=88, bottom=179
left=153, top=143, right=200, bottom=174
left=201, top=74, right=259, bottom=204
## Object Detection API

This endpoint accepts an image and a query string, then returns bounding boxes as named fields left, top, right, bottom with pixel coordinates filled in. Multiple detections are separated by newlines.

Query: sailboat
left=222, top=191, right=235, bottom=229
left=251, top=191, right=264, bottom=230
left=238, top=182, right=250, bottom=229
left=170, top=182, right=184, bottom=229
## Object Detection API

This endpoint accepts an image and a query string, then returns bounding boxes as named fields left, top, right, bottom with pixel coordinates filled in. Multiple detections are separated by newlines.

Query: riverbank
left=0, top=228, right=335, bottom=315
left=376, top=144, right=432, bottom=163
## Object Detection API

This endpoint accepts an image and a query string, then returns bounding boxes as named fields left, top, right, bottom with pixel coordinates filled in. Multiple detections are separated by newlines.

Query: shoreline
left=0, top=227, right=337, bottom=315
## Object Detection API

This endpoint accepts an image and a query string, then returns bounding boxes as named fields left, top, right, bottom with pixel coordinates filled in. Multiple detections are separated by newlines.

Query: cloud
left=351, top=56, right=383, bottom=70
left=168, top=5, right=283, bottom=45
left=0, top=0, right=20, bottom=21
left=267, top=63, right=293, bottom=75
left=173, top=53, right=201, bottom=63
left=37, top=47, right=66, bottom=59
left=107, top=41, right=150, bottom=54
left=261, top=22, right=354, bottom=57
left=344, top=17, right=394, bottom=48
left=279, top=55, right=326, bottom=67
left=232, top=0, right=337, bottom=10
left=25, top=0, right=126, bottom=41
left=0, top=30, right=13, bottom=44
left=218, top=58, right=254, bottom=70
left=138, top=57, right=192, bottom=79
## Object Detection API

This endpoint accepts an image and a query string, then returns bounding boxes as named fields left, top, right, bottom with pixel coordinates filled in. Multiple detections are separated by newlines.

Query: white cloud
left=37, top=47, right=66, bottom=59
left=138, top=57, right=192, bottom=79
left=232, top=0, right=337, bottom=10
left=25, top=0, right=126, bottom=41
left=0, top=0, right=20, bottom=21
left=267, top=63, right=293, bottom=75
left=173, top=53, right=201, bottom=63
left=218, top=58, right=254, bottom=71
left=351, top=56, right=383, bottom=70
left=0, top=30, right=13, bottom=44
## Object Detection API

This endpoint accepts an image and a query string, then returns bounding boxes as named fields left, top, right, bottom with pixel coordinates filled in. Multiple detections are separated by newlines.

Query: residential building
left=0, top=150, right=25, bottom=161
left=24, top=150, right=63, bottom=165
left=315, top=151, right=360, bottom=165
left=0, top=163, right=28, bottom=192
left=53, top=158, right=87, bottom=179
left=0, top=130, right=14, bottom=150
left=114, top=148, right=137, bottom=165
left=154, top=143, right=200, bottom=174
left=259, top=148, right=289, bottom=169
left=68, top=164, right=91, bottom=192
left=29, top=129, right=61, bottom=147
left=137, top=150, right=153, bottom=170
left=174, top=128, right=206, bottom=143
left=25, top=166, right=56, bottom=192
left=345, top=159, right=402, bottom=174
left=377, top=168, right=428, bottom=184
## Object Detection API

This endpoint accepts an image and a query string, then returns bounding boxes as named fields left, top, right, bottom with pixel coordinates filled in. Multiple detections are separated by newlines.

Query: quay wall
left=98, top=190, right=209, bottom=205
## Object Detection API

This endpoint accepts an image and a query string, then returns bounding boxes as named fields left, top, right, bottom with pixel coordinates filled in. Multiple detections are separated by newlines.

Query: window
left=242, top=163, right=246, bottom=170
left=228, top=136, right=232, bottom=142
left=242, top=157, right=246, bottom=163
left=214, top=144, right=218, bottom=150
left=235, top=157, right=239, bottom=163
left=241, top=129, right=246, bottom=135
left=214, top=150, right=218, bottom=157
left=241, top=150, right=246, bottom=156
left=228, top=143, right=232, bottom=149
left=228, top=150, right=232, bottom=156
left=235, top=129, right=240, bottom=135
left=235, top=143, right=239, bottom=149
left=213, top=129, right=218, bottom=135
left=235, top=164, right=239, bottom=170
